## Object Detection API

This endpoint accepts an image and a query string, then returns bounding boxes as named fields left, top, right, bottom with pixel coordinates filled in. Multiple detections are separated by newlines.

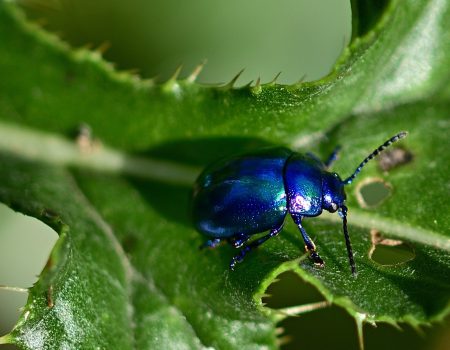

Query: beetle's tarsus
left=229, top=260, right=236, bottom=271
left=309, top=251, right=325, bottom=267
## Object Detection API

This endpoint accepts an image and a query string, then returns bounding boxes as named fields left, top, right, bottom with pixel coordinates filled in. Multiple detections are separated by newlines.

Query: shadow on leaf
left=127, top=136, right=275, bottom=227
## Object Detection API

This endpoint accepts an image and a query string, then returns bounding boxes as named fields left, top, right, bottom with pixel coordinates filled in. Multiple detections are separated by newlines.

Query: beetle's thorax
left=283, top=153, right=323, bottom=217
left=322, top=172, right=346, bottom=213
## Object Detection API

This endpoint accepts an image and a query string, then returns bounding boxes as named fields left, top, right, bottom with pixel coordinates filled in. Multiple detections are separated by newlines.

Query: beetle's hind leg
left=229, top=224, right=284, bottom=270
left=199, top=238, right=224, bottom=249
left=291, top=214, right=324, bottom=267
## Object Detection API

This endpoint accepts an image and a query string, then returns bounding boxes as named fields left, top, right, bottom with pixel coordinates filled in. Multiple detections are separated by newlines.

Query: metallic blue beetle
left=193, top=132, right=407, bottom=275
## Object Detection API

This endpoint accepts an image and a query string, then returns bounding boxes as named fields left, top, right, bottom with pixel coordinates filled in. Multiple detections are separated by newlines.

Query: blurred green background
left=19, top=0, right=351, bottom=84
left=1, top=0, right=449, bottom=349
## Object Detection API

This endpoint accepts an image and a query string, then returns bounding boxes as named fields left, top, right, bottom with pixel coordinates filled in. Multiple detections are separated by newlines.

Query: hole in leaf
left=371, top=244, right=415, bottom=265
left=351, top=0, right=390, bottom=38
left=368, top=229, right=415, bottom=266
left=262, top=271, right=358, bottom=349
left=378, top=147, right=413, bottom=172
left=262, top=271, right=325, bottom=309
left=0, top=204, right=58, bottom=338
left=356, top=178, right=391, bottom=208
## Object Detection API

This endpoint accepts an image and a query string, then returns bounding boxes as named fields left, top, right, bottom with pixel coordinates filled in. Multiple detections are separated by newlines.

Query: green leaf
left=0, top=0, right=449, bottom=349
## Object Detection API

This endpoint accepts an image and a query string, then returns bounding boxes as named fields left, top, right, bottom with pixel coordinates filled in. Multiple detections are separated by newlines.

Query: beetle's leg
left=229, top=224, right=284, bottom=270
left=228, top=233, right=251, bottom=248
left=291, top=214, right=324, bottom=266
left=199, top=238, right=223, bottom=250
left=324, top=146, right=341, bottom=169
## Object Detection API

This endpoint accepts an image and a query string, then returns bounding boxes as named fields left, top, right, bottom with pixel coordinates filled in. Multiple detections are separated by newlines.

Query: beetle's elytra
left=192, top=132, right=408, bottom=275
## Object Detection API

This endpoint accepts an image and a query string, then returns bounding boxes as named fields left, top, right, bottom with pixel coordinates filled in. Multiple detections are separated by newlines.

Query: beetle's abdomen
left=284, top=153, right=323, bottom=217
left=192, top=148, right=291, bottom=238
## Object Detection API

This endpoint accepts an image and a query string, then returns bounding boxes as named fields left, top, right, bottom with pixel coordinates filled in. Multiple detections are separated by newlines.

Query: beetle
left=192, top=132, right=407, bottom=275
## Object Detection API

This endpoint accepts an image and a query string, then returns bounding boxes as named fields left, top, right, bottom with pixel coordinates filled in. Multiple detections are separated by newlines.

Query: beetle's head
left=322, top=172, right=346, bottom=213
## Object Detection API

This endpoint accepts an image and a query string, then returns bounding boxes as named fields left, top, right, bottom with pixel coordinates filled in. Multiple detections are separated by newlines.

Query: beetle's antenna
left=339, top=205, right=356, bottom=276
left=343, top=131, right=408, bottom=185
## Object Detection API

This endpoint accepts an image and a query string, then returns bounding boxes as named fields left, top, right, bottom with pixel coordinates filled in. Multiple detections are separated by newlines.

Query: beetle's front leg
left=291, top=214, right=324, bottom=266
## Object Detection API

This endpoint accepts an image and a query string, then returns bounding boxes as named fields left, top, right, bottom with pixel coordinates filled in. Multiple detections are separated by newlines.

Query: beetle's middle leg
left=229, top=223, right=284, bottom=270
left=291, top=214, right=324, bottom=266
left=228, top=233, right=251, bottom=248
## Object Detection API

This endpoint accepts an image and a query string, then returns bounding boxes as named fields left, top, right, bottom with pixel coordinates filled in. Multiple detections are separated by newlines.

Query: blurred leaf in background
left=20, top=0, right=351, bottom=84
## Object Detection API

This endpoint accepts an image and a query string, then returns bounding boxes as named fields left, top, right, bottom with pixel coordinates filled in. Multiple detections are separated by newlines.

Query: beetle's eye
left=331, top=203, right=338, bottom=211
